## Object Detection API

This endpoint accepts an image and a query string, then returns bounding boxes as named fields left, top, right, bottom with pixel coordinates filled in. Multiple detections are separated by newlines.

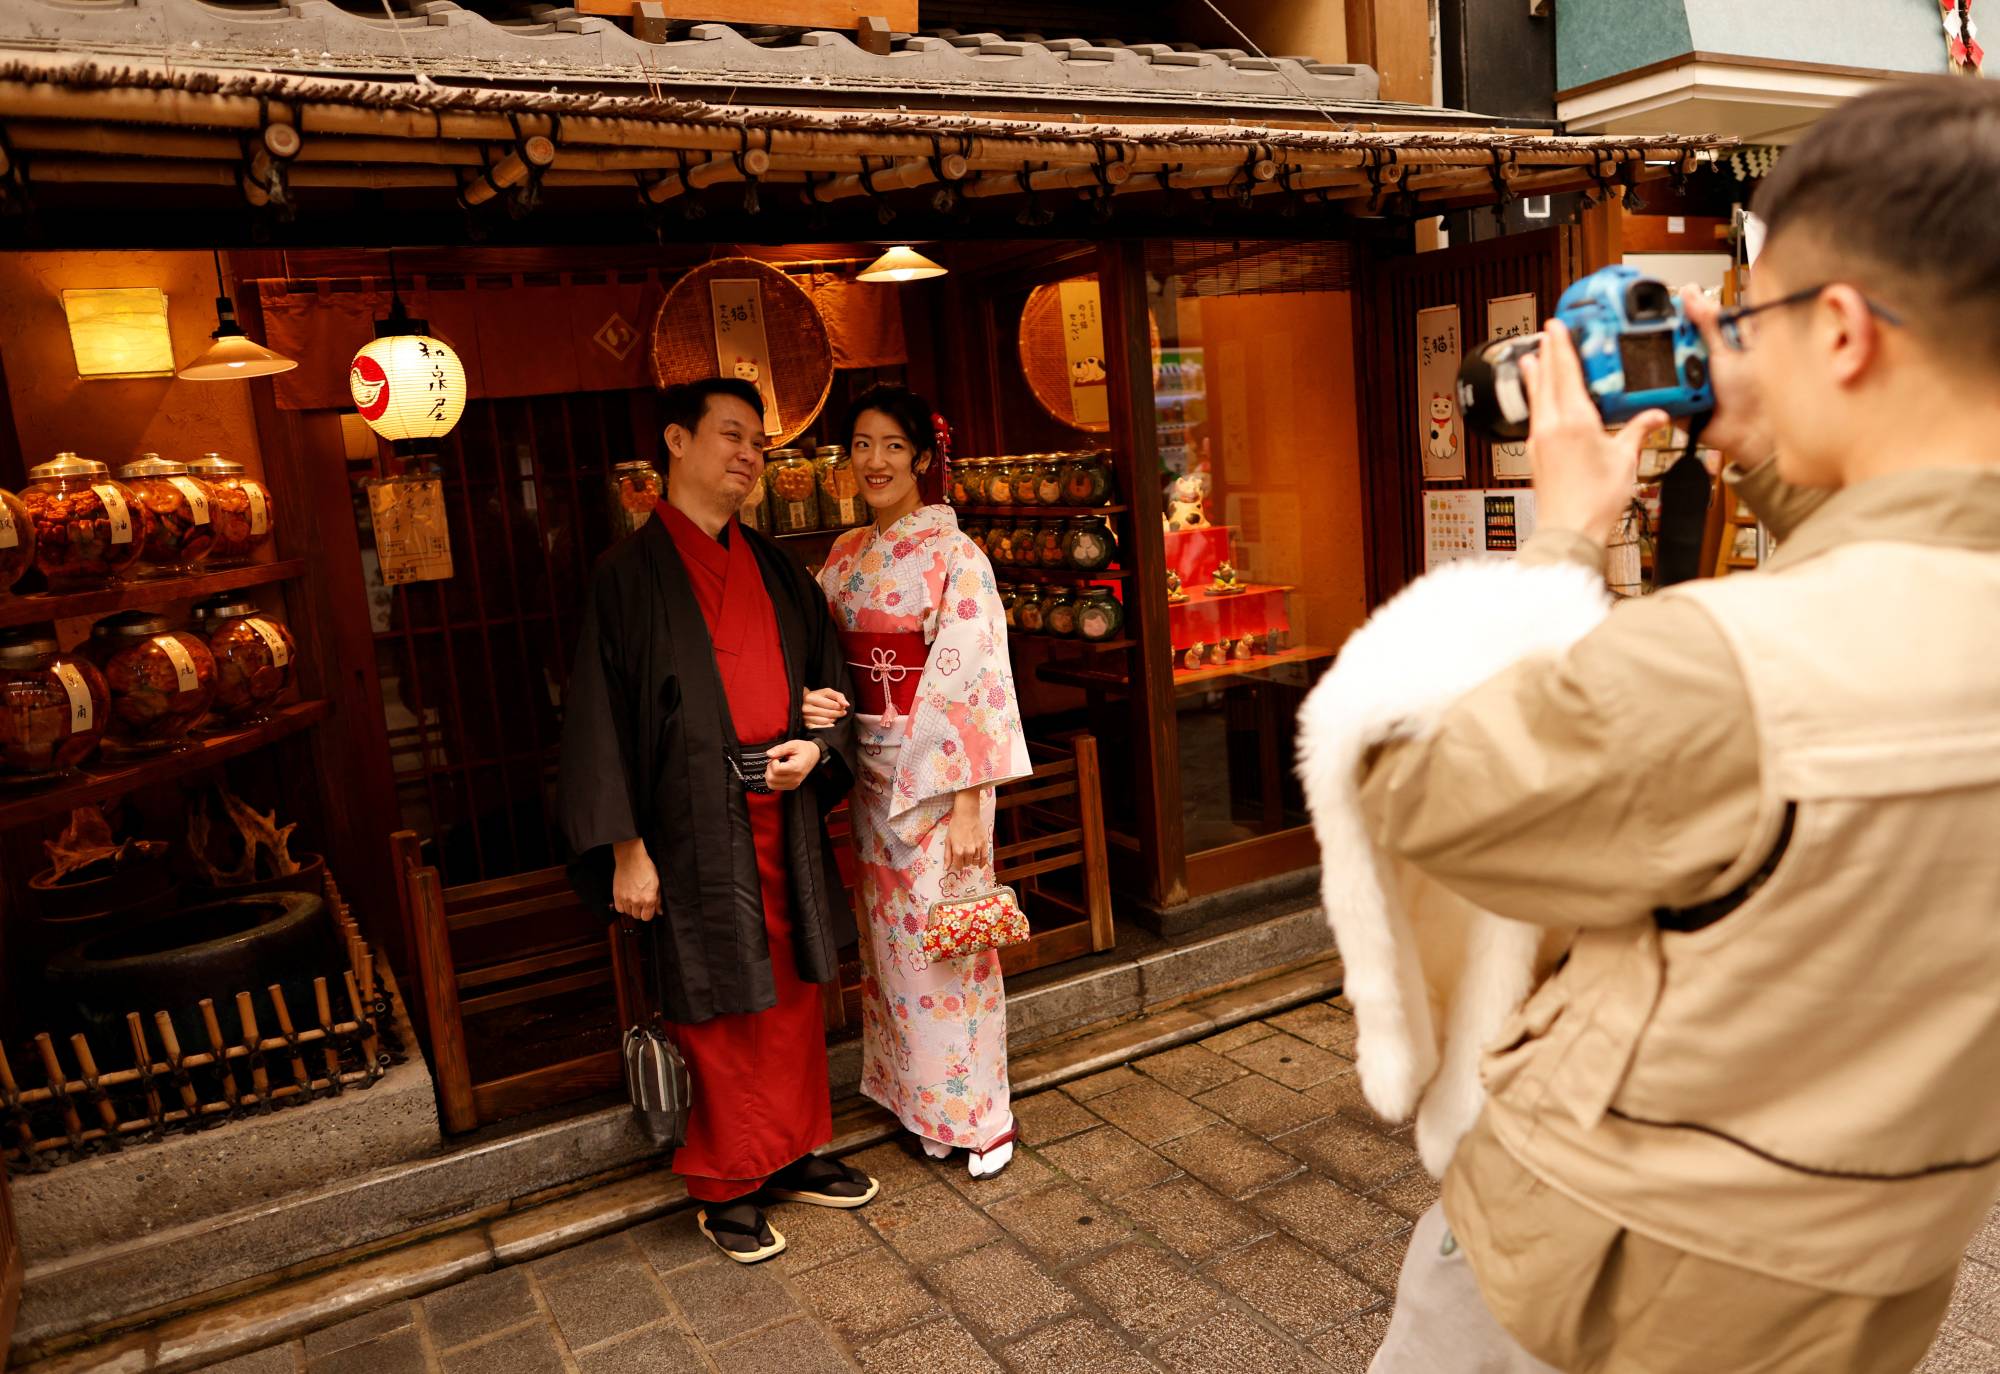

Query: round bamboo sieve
left=650, top=257, right=833, bottom=449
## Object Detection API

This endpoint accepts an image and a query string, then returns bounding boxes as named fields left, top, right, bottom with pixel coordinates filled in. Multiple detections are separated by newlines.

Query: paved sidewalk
left=203, top=994, right=2000, bottom=1374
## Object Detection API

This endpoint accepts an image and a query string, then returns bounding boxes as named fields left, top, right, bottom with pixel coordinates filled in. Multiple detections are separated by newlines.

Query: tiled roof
left=0, top=0, right=1485, bottom=123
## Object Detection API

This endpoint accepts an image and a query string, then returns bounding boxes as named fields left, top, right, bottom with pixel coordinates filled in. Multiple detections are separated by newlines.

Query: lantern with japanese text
left=349, top=301, right=466, bottom=458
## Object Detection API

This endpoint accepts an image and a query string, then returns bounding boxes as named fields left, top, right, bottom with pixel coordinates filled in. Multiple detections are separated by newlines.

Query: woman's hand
left=944, top=790, right=988, bottom=873
left=611, top=838, right=660, bottom=922
left=802, top=687, right=850, bottom=730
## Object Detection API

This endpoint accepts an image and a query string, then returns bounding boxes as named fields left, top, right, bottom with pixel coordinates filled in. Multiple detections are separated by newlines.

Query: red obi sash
left=839, top=630, right=927, bottom=716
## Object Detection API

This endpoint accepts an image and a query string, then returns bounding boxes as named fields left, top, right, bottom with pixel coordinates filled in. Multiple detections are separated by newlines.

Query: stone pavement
left=201, top=993, right=2000, bottom=1374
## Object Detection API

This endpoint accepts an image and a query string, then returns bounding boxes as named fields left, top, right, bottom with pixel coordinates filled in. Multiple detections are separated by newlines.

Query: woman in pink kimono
left=803, top=385, right=1031, bottom=1179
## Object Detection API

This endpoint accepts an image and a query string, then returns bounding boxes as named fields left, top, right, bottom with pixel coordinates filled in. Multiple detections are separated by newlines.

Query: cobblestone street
left=202, top=995, right=2000, bottom=1374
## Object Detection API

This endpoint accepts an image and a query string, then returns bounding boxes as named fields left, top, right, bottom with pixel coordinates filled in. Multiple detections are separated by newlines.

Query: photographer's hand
left=1520, top=321, right=1668, bottom=547
left=1681, top=285, right=1773, bottom=468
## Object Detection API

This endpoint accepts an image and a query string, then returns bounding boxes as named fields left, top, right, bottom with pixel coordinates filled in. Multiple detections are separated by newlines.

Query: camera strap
left=1653, top=415, right=1712, bottom=587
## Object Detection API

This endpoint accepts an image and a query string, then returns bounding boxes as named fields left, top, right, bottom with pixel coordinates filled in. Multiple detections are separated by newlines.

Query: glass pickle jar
left=88, top=611, right=217, bottom=754
left=1034, top=455, right=1067, bottom=507
left=0, top=626, right=108, bottom=780
left=192, top=595, right=297, bottom=725
left=999, top=585, right=1022, bottom=629
left=1076, top=587, right=1126, bottom=643
left=1013, top=457, right=1043, bottom=507
left=961, top=520, right=989, bottom=558
left=0, top=486, right=33, bottom=596
left=1062, top=452, right=1114, bottom=506
left=1013, top=586, right=1046, bottom=634
left=986, top=459, right=1017, bottom=508
left=608, top=460, right=664, bottom=538
left=119, top=455, right=216, bottom=575
left=21, top=453, right=150, bottom=589
left=186, top=454, right=275, bottom=566
left=1010, top=519, right=1041, bottom=568
left=1034, top=521, right=1067, bottom=569
left=1042, top=589, right=1078, bottom=637
left=765, top=449, right=819, bottom=535
left=815, top=446, right=864, bottom=529
left=1063, top=515, right=1116, bottom=571
left=947, top=458, right=976, bottom=508
left=738, top=468, right=770, bottom=533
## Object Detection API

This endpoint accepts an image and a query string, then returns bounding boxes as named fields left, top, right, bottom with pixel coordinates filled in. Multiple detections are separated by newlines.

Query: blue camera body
left=1554, top=265, right=1713, bottom=426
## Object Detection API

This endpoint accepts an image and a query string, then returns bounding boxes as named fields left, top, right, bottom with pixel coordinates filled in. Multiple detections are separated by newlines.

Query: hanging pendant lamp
left=179, top=251, right=299, bottom=381
left=857, top=245, right=948, bottom=283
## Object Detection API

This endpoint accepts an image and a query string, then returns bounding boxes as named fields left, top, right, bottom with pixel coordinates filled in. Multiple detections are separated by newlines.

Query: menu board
left=1423, top=488, right=1538, bottom=569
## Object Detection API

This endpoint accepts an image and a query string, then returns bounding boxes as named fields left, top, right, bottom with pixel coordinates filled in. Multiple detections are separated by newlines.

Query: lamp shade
left=179, top=332, right=299, bottom=381
left=350, top=332, right=467, bottom=444
left=857, top=246, right=948, bottom=283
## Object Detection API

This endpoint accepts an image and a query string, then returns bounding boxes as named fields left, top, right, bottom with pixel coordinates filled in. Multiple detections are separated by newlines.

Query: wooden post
left=1343, top=0, right=1435, bottom=105
left=408, top=865, right=477, bottom=1132
left=1095, top=239, right=1187, bottom=907
left=1580, top=197, right=1625, bottom=277
left=1073, top=735, right=1115, bottom=953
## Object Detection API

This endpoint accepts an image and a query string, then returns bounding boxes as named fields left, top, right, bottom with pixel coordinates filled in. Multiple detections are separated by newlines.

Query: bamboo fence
left=0, top=873, right=404, bottom=1170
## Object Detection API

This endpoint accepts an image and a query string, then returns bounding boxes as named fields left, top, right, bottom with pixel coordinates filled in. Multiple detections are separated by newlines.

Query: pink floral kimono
left=817, top=504, right=1031, bottom=1151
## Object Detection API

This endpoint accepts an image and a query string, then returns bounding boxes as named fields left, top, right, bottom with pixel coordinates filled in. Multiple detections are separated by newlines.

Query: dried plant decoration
left=188, top=786, right=301, bottom=886
left=41, top=806, right=134, bottom=884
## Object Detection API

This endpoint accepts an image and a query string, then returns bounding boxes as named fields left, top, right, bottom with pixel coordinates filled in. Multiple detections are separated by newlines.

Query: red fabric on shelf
left=656, top=499, right=831, bottom=1203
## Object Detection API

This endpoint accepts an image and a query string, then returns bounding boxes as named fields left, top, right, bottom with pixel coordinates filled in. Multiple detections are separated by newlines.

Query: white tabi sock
left=918, top=1133, right=952, bottom=1159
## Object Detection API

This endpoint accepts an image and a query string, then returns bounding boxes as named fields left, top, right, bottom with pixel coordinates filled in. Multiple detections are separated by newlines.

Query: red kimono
left=657, top=501, right=831, bottom=1202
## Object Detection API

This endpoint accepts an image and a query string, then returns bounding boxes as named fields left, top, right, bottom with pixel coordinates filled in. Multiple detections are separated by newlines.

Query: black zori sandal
left=763, top=1154, right=882, bottom=1209
left=697, top=1203, right=787, bottom=1264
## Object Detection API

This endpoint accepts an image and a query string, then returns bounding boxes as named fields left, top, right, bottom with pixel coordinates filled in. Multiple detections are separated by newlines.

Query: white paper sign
left=168, top=477, right=212, bottom=526
left=1424, top=488, right=1538, bottom=570
left=1416, top=306, right=1465, bottom=481
left=90, top=483, right=134, bottom=544
left=247, top=485, right=270, bottom=537
left=1058, top=279, right=1111, bottom=428
left=247, top=618, right=293, bottom=668
left=53, top=662, right=93, bottom=731
left=709, top=280, right=782, bottom=436
left=153, top=635, right=201, bottom=692
left=1486, top=293, right=1538, bottom=480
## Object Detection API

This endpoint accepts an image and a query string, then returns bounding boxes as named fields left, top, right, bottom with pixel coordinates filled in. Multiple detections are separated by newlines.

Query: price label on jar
left=53, top=662, right=94, bottom=731
left=786, top=499, right=811, bottom=530
left=246, top=486, right=270, bottom=536
left=153, top=635, right=201, bottom=692
left=246, top=618, right=293, bottom=668
left=169, top=477, right=213, bottom=525
left=0, top=499, right=16, bottom=549
left=91, top=484, right=134, bottom=544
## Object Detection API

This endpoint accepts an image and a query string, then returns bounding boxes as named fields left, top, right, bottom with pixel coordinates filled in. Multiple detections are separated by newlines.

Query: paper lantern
left=349, top=331, right=466, bottom=446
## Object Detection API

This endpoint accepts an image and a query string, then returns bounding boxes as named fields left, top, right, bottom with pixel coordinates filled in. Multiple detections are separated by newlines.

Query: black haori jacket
left=557, top=516, right=857, bottom=1024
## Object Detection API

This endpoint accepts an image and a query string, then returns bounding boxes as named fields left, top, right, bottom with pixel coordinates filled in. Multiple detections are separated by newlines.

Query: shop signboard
left=1486, top=292, right=1538, bottom=480
left=1058, top=279, right=1111, bottom=428
left=367, top=475, right=455, bottom=586
left=710, top=279, right=783, bottom=436
left=1415, top=305, right=1465, bottom=481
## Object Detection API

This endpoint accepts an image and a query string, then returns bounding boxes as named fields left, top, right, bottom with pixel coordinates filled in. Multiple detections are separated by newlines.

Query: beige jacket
left=1359, top=465, right=2000, bottom=1368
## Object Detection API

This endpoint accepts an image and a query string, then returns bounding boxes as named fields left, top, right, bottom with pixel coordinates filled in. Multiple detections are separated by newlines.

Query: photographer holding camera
left=1354, top=78, right=2000, bottom=1373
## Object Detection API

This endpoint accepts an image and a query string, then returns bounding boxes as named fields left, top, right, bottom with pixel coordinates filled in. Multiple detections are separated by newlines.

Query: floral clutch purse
left=916, top=885, right=1029, bottom=971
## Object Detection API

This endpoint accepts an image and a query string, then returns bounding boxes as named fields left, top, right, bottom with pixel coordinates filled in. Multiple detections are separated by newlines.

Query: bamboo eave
left=0, top=55, right=1732, bottom=216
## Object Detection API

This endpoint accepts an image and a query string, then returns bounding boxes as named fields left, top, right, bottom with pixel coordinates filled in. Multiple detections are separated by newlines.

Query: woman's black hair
left=842, top=383, right=936, bottom=461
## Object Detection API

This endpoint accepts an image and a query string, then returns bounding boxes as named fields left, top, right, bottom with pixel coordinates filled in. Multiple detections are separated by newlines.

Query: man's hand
left=766, top=739, right=820, bottom=793
left=943, top=791, right=987, bottom=873
left=612, top=838, right=660, bottom=922
left=1680, top=285, right=1774, bottom=467
left=802, top=687, right=849, bottom=730
left=1520, top=320, right=1669, bottom=546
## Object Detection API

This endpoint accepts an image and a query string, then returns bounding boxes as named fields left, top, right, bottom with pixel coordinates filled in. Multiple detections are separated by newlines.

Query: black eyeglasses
left=1715, top=285, right=1904, bottom=351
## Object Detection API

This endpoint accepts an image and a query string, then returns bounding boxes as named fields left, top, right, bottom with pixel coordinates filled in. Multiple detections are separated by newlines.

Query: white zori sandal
left=968, top=1121, right=1018, bottom=1180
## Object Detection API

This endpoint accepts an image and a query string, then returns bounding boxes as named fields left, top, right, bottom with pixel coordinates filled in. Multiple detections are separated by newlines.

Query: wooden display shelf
left=1170, top=644, right=1334, bottom=689
left=0, top=560, right=307, bottom=631
left=996, top=566, right=1130, bottom=585
left=951, top=505, right=1128, bottom=519
left=0, top=700, right=331, bottom=829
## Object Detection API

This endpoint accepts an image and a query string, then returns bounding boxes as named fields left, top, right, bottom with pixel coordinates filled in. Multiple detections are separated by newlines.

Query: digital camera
left=1457, top=265, right=1714, bottom=443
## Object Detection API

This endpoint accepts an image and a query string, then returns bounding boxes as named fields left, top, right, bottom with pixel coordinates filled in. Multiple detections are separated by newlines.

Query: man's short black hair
left=1754, top=76, right=2000, bottom=366
left=661, top=377, right=765, bottom=437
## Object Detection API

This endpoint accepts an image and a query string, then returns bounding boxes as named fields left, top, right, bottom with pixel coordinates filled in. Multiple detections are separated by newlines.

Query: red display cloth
left=657, top=499, right=831, bottom=1202
left=836, top=629, right=928, bottom=717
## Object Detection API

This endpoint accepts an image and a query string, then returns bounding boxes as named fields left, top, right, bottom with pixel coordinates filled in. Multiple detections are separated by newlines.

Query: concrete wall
left=0, top=252, right=267, bottom=482
left=1557, top=0, right=1958, bottom=91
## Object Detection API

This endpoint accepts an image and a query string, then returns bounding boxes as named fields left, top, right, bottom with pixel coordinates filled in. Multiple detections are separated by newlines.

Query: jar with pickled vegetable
left=185, top=454, right=274, bottom=566
left=1076, top=587, right=1125, bottom=643
left=21, top=454, right=150, bottom=589
left=1042, top=589, right=1078, bottom=637
left=192, top=595, right=296, bottom=726
left=0, top=626, right=108, bottom=781
left=1034, top=521, right=1067, bottom=570
left=88, top=612, right=217, bottom=754
left=986, top=459, right=1017, bottom=508
left=987, top=524, right=1016, bottom=567
left=765, top=449, right=819, bottom=535
left=738, top=469, right=770, bottom=533
left=1010, top=520, right=1041, bottom=568
left=1063, top=515, right=1116, bottom=571
left=1000, top=585, right=1022, bottom=629
left=1061, top=452, right=1114, bottom=506
left=1033, top=456, right=1067, bottom=507
left=0, top=486, right=32, bottom=595
left=1014, top=587, right=1046, bottom=634
left=608, top=460, right=664, bottom=539
left=961, top=520, right=989, bottom=558
left=815, top=446, right=864, bottom=529
left=963, top=458, right=993, bottom=507
left=119, top=455, right=217, bottom=575
left=1021, top=458, right=1054, bottom=507
left=947, top=458, right=976, bottom=508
